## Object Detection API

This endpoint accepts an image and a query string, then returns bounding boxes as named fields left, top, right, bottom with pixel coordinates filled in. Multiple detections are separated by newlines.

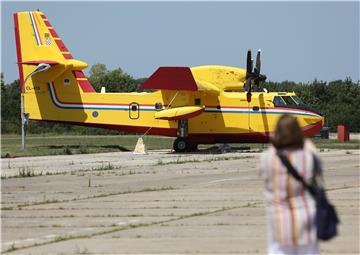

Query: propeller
left=244, top=49, right=267, bottom=101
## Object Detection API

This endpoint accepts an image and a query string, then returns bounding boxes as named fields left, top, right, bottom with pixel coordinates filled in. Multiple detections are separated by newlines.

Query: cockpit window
left=273, top=96, right=301, bottom=107
left=281, top=96, right=297, bottom=105
left=273, top=96, right=286, bottom=106
left=291, top=96, right=303, bottom=105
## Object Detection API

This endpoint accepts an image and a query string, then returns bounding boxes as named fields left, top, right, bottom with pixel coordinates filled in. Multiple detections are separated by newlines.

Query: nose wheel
left=173, top=138, right=198, bottom=152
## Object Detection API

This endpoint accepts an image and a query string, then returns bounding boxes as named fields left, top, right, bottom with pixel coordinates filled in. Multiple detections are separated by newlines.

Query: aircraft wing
left=154, top=106, right=204, bottom=120
left=196, top=80, right=220, bottom=95
left=141, top=67, right=219, bottom=95
left=141, top=67, right=197, bottom=91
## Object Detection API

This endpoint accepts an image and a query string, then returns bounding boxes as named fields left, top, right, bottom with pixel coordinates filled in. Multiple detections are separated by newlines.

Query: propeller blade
left=253, top=49, right=264, bottom=90
left=254, top=49, right=261, bottom=75
left=246, top=49, right=252, bottom=76
left=244, top=76, right=251, bottom=92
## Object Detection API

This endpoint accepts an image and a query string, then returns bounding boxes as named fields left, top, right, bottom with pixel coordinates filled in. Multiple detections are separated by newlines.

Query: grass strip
left=156, top=155, right=254, bottom=166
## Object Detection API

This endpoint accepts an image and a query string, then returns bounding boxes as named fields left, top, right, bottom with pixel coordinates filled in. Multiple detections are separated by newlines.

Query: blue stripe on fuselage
left=48, top=84, right=319, bottom=117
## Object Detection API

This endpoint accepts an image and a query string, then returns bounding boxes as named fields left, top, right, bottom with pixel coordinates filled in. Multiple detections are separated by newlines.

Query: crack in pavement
left=1, top=186, right=175, bottom=210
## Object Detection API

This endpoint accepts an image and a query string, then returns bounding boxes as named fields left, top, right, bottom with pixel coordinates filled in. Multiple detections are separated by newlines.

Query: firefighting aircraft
left=14, top=11, right=323, bottom=152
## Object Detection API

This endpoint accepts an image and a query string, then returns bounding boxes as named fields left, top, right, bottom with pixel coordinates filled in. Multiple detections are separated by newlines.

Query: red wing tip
left=141, top=66, right=197, bottom=91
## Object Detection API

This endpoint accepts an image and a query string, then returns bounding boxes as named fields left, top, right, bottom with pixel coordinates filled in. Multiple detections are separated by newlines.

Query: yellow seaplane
left=14, top=11, right=324, bottom=152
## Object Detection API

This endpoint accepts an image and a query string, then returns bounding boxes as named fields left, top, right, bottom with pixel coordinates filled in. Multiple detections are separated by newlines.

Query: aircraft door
left=249, top=105, right=259, bottom=131
left=249, top=94, right=270, bottom=133
left=129, top=102, right=139, bottom=119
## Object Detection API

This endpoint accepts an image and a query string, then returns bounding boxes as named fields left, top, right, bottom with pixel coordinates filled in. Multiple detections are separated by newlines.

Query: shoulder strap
left=312, top=153, right=322, bottom=174
left=276, top=151, right=316, bottom=197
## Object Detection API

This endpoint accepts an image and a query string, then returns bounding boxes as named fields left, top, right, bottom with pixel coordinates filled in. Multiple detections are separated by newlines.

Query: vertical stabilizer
left=14, top=11, right=95, bottom=93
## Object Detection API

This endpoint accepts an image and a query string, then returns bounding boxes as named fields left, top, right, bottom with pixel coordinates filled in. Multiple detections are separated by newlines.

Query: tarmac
left=1, top=148, right=359, bottom=254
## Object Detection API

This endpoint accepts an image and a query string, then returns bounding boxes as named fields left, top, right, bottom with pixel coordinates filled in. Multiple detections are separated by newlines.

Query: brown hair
left=271, top=114, right=305, bottom=150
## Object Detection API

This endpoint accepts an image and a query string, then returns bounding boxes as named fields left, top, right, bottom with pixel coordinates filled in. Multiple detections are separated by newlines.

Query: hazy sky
left=1, top=1, right=359, bottom=84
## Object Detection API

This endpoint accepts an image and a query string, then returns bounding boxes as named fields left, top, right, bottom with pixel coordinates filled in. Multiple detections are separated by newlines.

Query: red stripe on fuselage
left=187, top=121, right=321, bottom=143
left=14, top=13, right=24, bottom=93
left=38, top=120, right=178, bottom=137
left=33, top=120, right=321, bottom=143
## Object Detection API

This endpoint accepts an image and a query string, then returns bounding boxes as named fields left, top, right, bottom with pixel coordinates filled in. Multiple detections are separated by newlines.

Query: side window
left=291, top=96, right=303, bottom=105
left=155, top=102, right=163, bottom=110
left=273, top=96, right=286, bottom=107
left=129, top=103, right=140, bottom=119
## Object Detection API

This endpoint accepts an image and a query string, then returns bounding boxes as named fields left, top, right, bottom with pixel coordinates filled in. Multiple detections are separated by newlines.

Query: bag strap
left=276, top=151, right=317, bottom=197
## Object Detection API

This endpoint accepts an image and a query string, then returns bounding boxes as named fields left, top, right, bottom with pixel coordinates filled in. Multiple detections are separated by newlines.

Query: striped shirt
left=260, top=143, right=321, bottom=246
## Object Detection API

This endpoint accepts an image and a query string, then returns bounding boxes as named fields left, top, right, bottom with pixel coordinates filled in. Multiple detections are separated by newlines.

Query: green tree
left=88, top=64, right=140, bottom=92
left=1, top=78, right=21, bottom=133
left=88, top=63, right=107, bottom=91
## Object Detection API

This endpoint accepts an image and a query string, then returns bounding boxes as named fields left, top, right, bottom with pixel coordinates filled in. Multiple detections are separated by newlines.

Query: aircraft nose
left=302, top=112, right=324, bottom=137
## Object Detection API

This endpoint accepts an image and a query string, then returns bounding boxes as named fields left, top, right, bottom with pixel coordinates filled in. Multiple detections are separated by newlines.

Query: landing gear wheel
left=173, top=138, right=189, bottom=153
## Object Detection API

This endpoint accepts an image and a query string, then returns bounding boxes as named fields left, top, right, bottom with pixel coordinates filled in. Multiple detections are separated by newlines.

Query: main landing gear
left=173, top=119, right=198, bottom=153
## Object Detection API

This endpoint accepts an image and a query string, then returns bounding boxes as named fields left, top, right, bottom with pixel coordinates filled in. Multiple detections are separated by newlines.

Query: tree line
left=1, top=64, right=359, bottom=134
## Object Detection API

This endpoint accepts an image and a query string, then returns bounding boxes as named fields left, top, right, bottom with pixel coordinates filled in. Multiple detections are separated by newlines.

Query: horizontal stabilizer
left=141, top=67, right=198, bottom=91
left=154, top=106, right=204, bottom=120
left=19, top=59, right=88, bottom=70
left=19, top=60, right=59, bottom=65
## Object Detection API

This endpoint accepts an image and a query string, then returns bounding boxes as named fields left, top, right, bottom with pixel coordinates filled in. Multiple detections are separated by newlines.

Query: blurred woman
left=260, top=114, right=323, bottom=255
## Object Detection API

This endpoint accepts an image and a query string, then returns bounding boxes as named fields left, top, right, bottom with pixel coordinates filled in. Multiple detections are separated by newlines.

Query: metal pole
left=21, top=93, right=25, bottom=150
left=20, top=64, right=51, bottom=150
left=21, top=74, right=30, bottom=151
